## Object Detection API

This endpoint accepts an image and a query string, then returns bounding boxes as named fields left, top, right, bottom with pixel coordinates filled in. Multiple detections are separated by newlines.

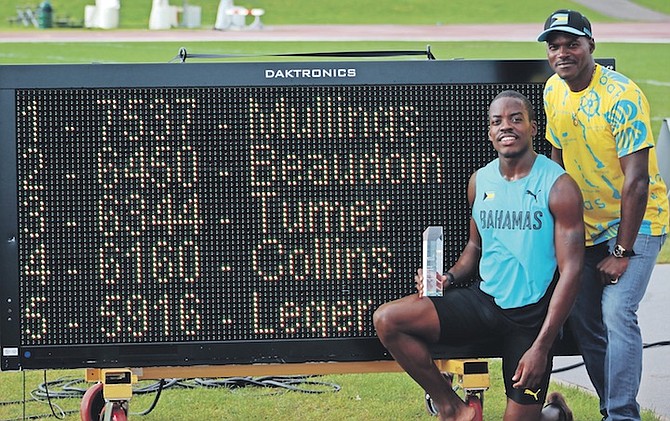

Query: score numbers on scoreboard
left=0, top=60, right=570, bottom=369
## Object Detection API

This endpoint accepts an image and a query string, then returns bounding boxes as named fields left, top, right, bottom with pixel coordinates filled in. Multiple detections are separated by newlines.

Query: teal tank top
left=472, top=155, right=565, bottom=309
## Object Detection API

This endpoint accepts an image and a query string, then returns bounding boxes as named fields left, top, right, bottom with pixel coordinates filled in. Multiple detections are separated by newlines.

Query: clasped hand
left=413, top=268, right=446, bottom=297
left=596, top=254, right=629, bottom=285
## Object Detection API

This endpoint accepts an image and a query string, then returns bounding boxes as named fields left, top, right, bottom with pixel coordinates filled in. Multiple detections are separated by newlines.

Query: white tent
left=149, top=0, right=177, bottom=30
left=84, top=0, right=120, bottom=29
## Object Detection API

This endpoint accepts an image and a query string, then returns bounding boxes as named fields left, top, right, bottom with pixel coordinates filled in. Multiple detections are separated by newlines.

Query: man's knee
left=372, top=298, right=418, bottom=340
left=601, top=303, right=637, bottom=329
left=372, top=302, right=393, bottom=338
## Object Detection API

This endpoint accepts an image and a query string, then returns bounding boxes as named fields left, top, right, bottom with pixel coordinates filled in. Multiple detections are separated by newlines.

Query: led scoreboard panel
left=0, top=59, right=571, bottom=370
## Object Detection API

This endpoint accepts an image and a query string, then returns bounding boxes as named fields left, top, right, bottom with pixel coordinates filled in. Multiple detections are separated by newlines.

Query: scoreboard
left=0, top=59, right=578, bottom=370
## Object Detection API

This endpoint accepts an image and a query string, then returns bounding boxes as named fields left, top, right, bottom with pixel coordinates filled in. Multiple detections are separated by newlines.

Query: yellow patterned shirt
left=543, top=64, right=668, bottom=246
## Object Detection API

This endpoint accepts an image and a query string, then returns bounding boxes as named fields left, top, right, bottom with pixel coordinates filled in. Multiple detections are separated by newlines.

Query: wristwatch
left=612, top=244, right=635, bottom=258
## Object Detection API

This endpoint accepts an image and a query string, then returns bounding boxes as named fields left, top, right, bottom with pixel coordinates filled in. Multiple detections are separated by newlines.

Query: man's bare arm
left=596, top=148, right=650, bottom=283
left=535, top=173, right=585, bottom=351
left=512, top=173, right=584, bottom=388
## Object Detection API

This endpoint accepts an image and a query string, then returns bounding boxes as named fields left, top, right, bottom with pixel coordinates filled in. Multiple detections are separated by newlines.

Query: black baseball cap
left=537, top=9, right=593, bottom=42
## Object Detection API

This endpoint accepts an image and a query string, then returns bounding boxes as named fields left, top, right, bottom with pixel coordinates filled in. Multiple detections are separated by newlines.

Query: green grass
left=634, top=0, right=670, bottom=14
left=2, top=0, right=668, bottom=28
left=0, top=362, right=662, bottom=420
left=0, top=0, right=615, bottom=29
left=4, top=0, right=668, bottom=28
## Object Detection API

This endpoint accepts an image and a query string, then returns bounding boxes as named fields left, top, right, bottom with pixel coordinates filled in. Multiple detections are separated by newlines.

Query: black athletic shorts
left=428, top=281, right=555, bottom=405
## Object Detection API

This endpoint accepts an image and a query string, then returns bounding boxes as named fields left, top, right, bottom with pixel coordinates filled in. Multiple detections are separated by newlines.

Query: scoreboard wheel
left=80, top=383, right=104, bottom=421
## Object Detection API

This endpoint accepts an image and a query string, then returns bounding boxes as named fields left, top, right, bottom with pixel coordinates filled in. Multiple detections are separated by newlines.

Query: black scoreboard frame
left=0, top=59, right=612, bottom=371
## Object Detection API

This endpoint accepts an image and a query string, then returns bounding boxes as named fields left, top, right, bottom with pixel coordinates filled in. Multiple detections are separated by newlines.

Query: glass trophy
left=422, top=226, right=444, bottom=297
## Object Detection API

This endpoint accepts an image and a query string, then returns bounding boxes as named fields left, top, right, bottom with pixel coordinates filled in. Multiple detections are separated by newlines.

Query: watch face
left=613, top=244, right=627, bottom=258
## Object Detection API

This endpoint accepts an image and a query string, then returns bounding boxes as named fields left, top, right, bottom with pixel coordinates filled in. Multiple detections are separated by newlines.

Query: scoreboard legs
left=81, top=369, right=135, bottom=421
left=80, top=361, right=490, bottom=420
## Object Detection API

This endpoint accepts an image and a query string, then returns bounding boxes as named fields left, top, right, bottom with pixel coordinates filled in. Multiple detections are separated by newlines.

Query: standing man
left=373, top=90, right=584, bottom=421
left=538, top=9, right=669, bottom=420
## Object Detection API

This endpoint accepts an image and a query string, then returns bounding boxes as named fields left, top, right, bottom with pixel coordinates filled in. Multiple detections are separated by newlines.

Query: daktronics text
left=265, top=68, right=357, bottom=79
